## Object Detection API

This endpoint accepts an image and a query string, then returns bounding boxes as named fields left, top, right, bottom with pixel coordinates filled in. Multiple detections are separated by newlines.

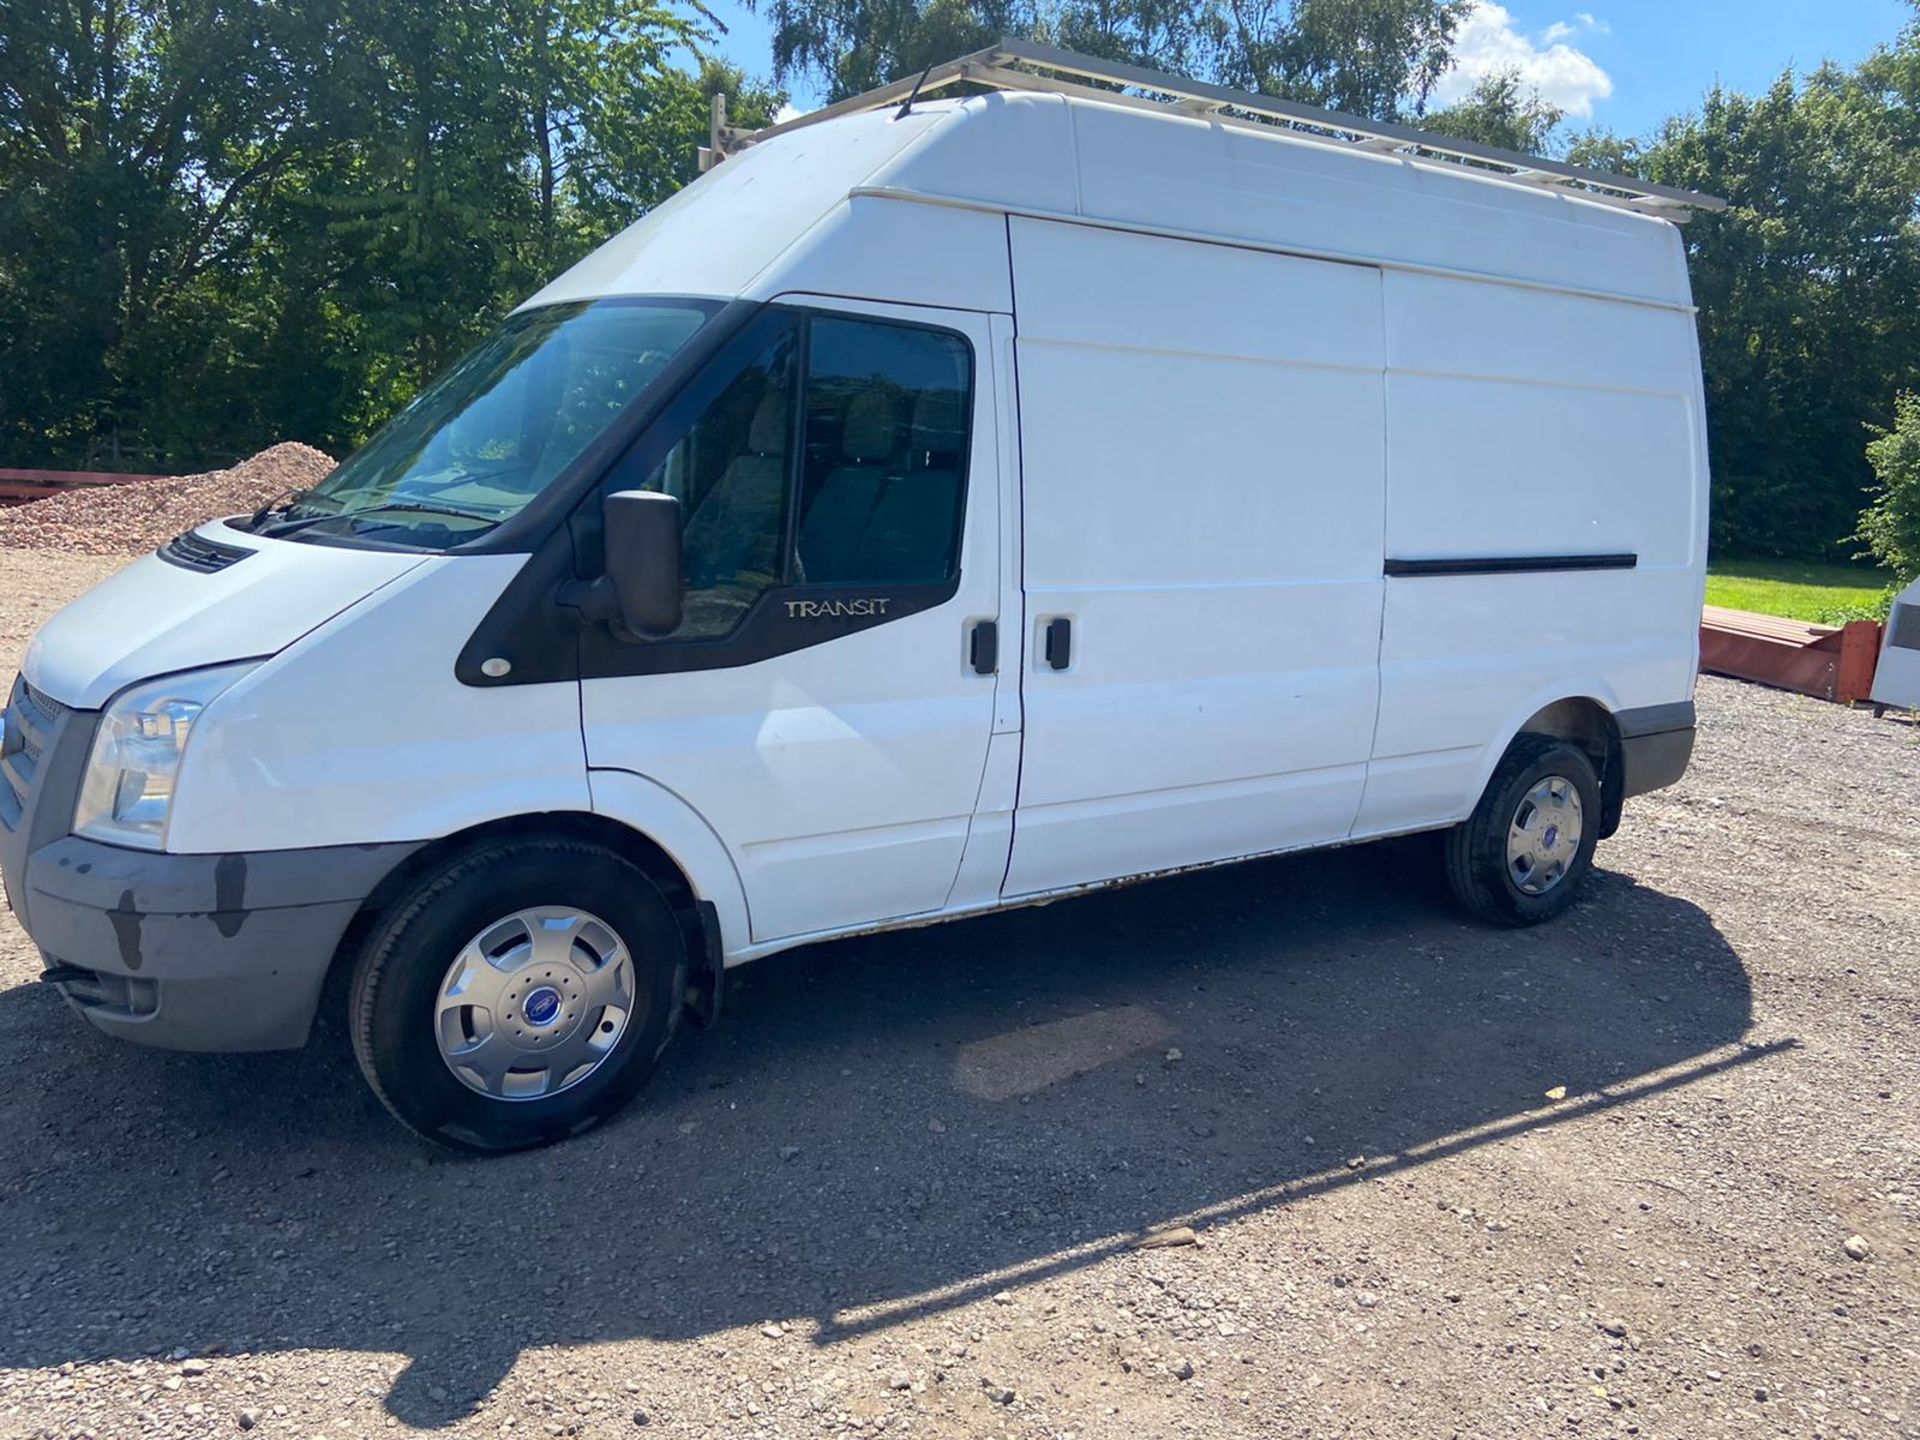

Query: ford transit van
left=0, top=42, right=1713, bottom=1150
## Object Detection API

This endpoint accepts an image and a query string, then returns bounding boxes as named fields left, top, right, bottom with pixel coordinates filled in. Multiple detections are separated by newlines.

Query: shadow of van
left=0, top=840, right=1764, bottom=1427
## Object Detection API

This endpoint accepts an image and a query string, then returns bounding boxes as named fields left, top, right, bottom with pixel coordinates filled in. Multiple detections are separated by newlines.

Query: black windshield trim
left=276, top=296, right=748, bottom=557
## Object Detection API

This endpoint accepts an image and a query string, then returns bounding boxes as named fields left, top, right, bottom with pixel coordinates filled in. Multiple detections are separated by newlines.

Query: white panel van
left=0, top=44, right=1714, bottom=1150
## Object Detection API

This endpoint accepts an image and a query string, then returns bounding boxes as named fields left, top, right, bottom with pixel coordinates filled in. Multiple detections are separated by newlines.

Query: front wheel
left=1443, top=735, right=1601, bottom=926
left=349, top=837, right=687, bottom=1152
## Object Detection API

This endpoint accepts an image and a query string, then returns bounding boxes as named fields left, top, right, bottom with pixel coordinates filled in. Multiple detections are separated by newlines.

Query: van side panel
left=1001, top=218, right=1386, bottom=898
left=1057, top=98, right=1689, bottom=308
left=168, top=557, right=593, bottom=853
left=521, top=107, right=953, bottom=310
left=747, top=195, right=1015, bottom=312
left=1353, top=272, right=1705, bottom=835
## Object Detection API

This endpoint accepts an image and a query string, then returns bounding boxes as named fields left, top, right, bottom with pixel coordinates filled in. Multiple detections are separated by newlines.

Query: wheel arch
left=322, top=800, right=740, bottom=1036
left=1505, top=695, right=1626, bottom=839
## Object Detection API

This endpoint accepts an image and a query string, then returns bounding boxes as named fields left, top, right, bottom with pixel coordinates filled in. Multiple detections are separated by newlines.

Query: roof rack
left=704, top=37, right=1725, bottom=219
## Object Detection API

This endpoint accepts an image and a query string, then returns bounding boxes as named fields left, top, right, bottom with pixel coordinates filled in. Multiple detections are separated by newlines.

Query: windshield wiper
left=246, top=485, right=318, bottom=531
left=257, top=500, right=503, bottom=539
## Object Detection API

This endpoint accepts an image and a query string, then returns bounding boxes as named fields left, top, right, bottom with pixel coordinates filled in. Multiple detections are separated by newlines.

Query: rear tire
left=1443, top=734, right=1600, bottom=927
left=349, top=837, right=687, bottom=1152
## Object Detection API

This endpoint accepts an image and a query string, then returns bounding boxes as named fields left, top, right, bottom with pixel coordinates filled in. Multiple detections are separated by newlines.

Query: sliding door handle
left=1043, top=617, right=1072, bottom=671
left=969, top=620, right=998, bottom=675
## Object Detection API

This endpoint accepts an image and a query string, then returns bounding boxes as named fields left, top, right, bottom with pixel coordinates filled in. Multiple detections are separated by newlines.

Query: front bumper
left=22, top=834, right=417, bottom=1050
left=2, top=673, right=417, bottom=1051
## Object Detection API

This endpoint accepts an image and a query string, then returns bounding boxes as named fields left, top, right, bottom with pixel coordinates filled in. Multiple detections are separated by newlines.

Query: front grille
left=159, top=530, right=255, bottom=574
left=18, top=679, right=65, bottom=727
left=1, top=723, right=27, bottom=831
left=1, top=675, right=62, bottom=830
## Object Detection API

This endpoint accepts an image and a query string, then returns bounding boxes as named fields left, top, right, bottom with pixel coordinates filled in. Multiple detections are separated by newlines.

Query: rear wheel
left=1443, top=735, right=1600, bottom=926
left=349, top=837, right=687, bottom=1152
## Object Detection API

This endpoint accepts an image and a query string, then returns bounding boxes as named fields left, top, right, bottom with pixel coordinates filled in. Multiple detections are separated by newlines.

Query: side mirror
left=602, top=490, right=683, bottom=637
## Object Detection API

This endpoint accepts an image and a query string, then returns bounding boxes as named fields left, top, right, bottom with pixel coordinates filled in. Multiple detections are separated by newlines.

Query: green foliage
left=752, top=0, right=1041, bottom=103
left=1424, top=69, right=1564, bottom=153
left=1858, top=391, right=1920, bottom=583
left=4, top=0, right=1919, bottom=587
left=750, top=0, right=1467, bottom=119
left=0, top=0, right=780, bottom=467
left=1569, top=12, right=1920, bottom=562
left=0, top=0, right=327, bottom=465
left=1218, top=0, right=1468, bottom=119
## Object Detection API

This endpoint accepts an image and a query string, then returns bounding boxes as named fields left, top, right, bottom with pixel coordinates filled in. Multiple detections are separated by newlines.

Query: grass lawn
left=1705, top=558, right=1894, bottom=625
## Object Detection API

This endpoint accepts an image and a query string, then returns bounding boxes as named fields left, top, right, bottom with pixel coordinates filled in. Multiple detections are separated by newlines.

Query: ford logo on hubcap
left=523, top=986, right=562, bottom=1026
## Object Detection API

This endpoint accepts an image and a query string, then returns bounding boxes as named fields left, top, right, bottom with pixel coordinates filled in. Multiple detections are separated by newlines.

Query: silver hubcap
left=434, top=907, right=635, bottom=1101
left=1506, top=776, right=1583, bottom=896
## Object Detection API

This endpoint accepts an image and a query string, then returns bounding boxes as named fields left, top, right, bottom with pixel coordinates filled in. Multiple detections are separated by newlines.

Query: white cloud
left=1542, top=11, right=1607, bottom=44
left=774, top=102, right=805, bottom=125
left=1434, top=3, right=1614, bottom=119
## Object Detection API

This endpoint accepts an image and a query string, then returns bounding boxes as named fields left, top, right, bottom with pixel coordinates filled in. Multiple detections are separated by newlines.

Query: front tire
left=1443, top=735, right=1600, bottom=927
left=349, top=837, right=687, bottom=1152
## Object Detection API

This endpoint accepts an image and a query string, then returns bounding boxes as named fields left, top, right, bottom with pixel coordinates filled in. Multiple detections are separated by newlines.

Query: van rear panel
left=1353, top=269, right=1706, bottom=834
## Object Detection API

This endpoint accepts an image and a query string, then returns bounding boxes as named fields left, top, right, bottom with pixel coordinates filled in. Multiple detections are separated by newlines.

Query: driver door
left=580, top=300, right=1004, bottom=943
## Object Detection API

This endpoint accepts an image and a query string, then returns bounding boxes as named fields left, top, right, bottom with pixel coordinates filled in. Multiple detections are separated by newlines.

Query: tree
left=0, top=0, right=326, bottom=464
left=1048, top=0, right=1213, bottom=79
left=500, top=5, right=779, bottom=272
left=1859, top=392, right=1920, bottom=583
left=1212, top=0, right=1467, bottom=120
left=1425, top=69, right=1564, bottom=153
left=747, top=0, right=1466, bottom=118
left=0, top=0, right=771, bottom=467
left=749, top=0, right=1040, bottom=103
left=1568, top=28, right=1920, bottom=560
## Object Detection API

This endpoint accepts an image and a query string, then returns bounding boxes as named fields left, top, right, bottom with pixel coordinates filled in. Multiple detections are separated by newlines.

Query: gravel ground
left=0, top=554, right=1914, bottom=1440
left=0, top=444, right=334, bottom=555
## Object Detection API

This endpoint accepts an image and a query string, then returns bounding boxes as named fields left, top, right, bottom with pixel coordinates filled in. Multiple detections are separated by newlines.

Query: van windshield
left=253, top=299, right=715, bottom=550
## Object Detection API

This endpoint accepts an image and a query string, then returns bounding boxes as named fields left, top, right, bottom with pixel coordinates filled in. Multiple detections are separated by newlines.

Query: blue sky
left=697, top=0, right=1915, bottom=141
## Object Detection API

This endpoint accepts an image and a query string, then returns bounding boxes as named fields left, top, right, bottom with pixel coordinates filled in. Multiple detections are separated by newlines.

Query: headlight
left=74, top=661, right=259, bottom=849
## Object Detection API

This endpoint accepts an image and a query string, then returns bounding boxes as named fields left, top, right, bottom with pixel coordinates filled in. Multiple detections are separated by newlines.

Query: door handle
left=969, top=620, right=998, bottom=675
left=1043, top=617, right=1072, bottom=671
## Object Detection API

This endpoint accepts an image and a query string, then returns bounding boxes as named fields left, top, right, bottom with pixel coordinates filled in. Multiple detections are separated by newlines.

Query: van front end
left=0, top=291, right=743, bottom=1151
left=0, top=542, right=437, bottom=1052
left=0, top=710, right=416, bottom=1053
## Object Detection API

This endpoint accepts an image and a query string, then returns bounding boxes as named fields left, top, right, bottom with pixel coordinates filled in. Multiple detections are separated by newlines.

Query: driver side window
left=632, top=307, right=972, bottom=642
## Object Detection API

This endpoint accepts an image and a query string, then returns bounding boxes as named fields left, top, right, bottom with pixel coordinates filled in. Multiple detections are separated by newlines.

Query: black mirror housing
left=602, top=490, right=684, bottom=637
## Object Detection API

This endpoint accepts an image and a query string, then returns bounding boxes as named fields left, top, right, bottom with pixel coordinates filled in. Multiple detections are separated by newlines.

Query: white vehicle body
left=1, top=70, right=1707, bottom=1064
left=1870, top=577, right=1920, bottom=713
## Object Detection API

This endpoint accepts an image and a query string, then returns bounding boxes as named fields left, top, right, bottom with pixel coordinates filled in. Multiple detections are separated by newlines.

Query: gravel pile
left=0, top=442, right=335, bottom=556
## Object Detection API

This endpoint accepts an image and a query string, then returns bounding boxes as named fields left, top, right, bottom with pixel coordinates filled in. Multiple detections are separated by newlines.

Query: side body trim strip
left=1383, top=553, right=1638, bottom=578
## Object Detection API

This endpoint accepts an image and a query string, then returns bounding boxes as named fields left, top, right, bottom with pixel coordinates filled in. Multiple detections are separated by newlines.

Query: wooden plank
left=1698, top=603, right=1884, bottom=702
left=1701, top=624, right=1840, bottom=700
left=1701, top=604, right=1834, bottom=644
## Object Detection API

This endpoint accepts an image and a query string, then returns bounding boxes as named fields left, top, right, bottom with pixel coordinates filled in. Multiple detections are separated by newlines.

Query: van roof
left=524, top=44, right=1709, bottom=316
left=713, top=39, right=1725, bottom=221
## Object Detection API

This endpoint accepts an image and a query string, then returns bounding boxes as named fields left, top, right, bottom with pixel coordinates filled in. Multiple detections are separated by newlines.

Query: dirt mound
left=0, top=442, right=336, bottom=556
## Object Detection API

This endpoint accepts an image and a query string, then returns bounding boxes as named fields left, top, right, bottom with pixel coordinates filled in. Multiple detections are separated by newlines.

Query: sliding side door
left=1002, top=219, right=1387, bottom=898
